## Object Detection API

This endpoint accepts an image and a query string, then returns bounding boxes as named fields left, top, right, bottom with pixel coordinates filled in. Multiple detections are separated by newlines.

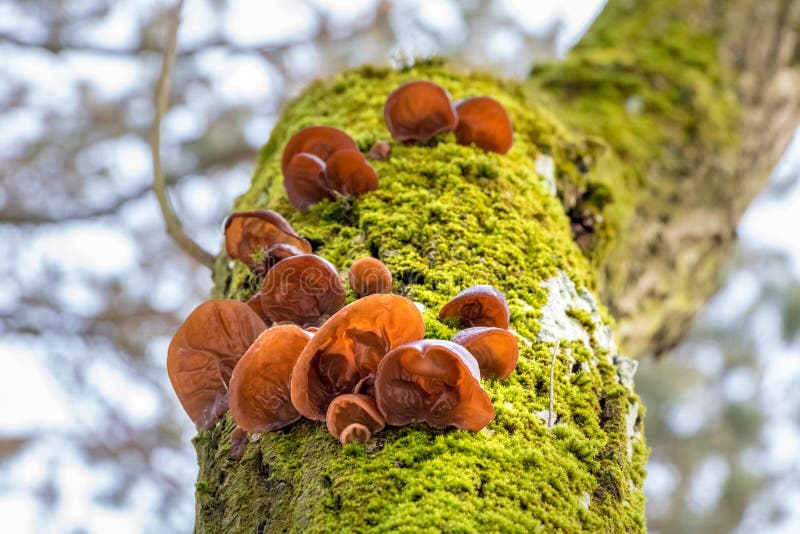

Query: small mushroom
left=260, top=254, right=345, bottom=326
left=228, top=325, right=311, bottom=433
left=224, top=210, right=312, bottom=270
left=383, top=80, right=457, bottom=143
left=167, top=300, right=266, bottom=429
left=348, top=257, right=392, bottom=297
left=369, top=140, right=391, bottom=161
left=284, top=153, right=332, bottom=211
left=291, top=294, right=426, bottom=420
left=323, top=149, right=379, bottom=197
left=374, top=340, right=495, bottom=431
left=326, top=394, right=385, bottom=444
left=230, top=426, right=249, bottom=460
left=281, top=125, right=358, bottom=175
left=454, top=96, right=513, bottom=154
left=438, top=285, right=510, bottom=329
left=451, top=327, right=519, bottom=379
left=353, top=374, right=376, bottom=397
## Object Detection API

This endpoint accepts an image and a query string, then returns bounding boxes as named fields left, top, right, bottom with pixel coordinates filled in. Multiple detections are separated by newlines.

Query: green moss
left=567, top=308, right=596, bottom=333
left=196, top=61, right=645, bottom=533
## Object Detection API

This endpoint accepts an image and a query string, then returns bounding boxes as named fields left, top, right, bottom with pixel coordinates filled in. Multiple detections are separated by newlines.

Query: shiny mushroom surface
left=224, top=210, right=312, bottom=269
left=283, top=152, right=332, bottom=211
left=347, top=257, right=392, bottom=297
left=454, top=96, right=514, bottom=154
left=323, top=149, right=379, bottom=197
left=451, top=326, right=519, bottom=380
left=281, top=125, right=358, bottom=175
left=326, top=394, right=385, bottom=444
left=438, top=284, right=510, bottom=329
left=383, top=80, right=457, bottom=143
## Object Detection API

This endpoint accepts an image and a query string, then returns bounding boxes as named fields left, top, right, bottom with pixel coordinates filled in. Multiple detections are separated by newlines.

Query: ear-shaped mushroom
left=451, top=327, right=519, bottom=379
left=246, top=293, right=271, bottom=325
left=291, top=294, right=426, bottom=420
left=438, top=285, right=510, bottom=329
left=284, top=153, right=333, bottom=211
left=228, top=325, right=310, bottom=433
left=454, top=96, right=514, bottom=154
left=224, top=210, right=312, bottom=270
left=374, top=340, right=495, bottom=431
left=281, top=125, right=358, bottom=175
left=260, top=254, right=345, bottom=326
left=383, top=80, right=457, bottom=143
left=323, top=150, right=379, bottom=196
left=167, top=300, right=266, bottom=429
left=326, top=394, right=385, bottom=444
left=369, top=140, right=390, bottom=161
left=348, top=257, right=392, bottom=297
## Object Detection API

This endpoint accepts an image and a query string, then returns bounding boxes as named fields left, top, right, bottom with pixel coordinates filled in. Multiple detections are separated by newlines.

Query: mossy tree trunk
left=195, top=1, right=800, bottom=532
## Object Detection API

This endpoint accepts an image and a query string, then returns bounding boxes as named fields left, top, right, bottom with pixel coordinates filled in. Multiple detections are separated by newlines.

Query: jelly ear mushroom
left=281, top=126, right=358, bottom=176
left=260, top=254, right=345, bottom=326
left=348, top=257, right=392, bottom=297
left=291, top=294, right=426, bottom=421
left=326, top=394, right=385, bottom=444
left=224, top=210, right=311, bottom=270
left=228, top=325, right=310, bottom=433
left=454, top=96, right=514, bottom=154
left=167, top=300, right=266, bottom=429
left=284, top=153, right=332, bottom=211
left=374, top=340, right=495, bottom=431
left=383, top=80, right=457, bottom=143
left=323, top=149, right=378, bottom=197
left=438, top=284, right=510, bottom=329
left=451, top=327, right=519, bottom=380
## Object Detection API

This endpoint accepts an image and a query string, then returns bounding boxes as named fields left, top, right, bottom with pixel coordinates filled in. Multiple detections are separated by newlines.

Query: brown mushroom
left=224, top=210, right=312, bottom=270
left=281, top=125, right=358, bottom=175
left=451, top=327, right=519, bottom=379
left=284, top=152, right=332, bottom=211
left=253, top=243, right=308, bottom=278
left=369, top=140, right=391, bottom=161
left=230, top=426, right=249, bottom=460
left=260, top=254, right=345, bottom=326
left=245, top=293, right=271, bottom=325
left=438, top=285, right=510, bottom=329
left=454, top=96, right=514, bottom=154
left=291, top=294, right=426, bottom=420
left=326, top=394, right=385, bottom=444
left=323, top=149, right=379, bottom=197
left=353, top=374, right=376, bottom=397
left=348, top=257, right=392, bottom=297
left=228, top=325, right=311, bottom=433
left=167, top=300, right=266, bottom=429
left=383, top=80, right=457, bottom=143
left=374, top=340, right=495, bottom=431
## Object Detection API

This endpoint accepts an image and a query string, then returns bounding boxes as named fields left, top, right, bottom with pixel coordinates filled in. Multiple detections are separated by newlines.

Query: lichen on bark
left=197, top=61, right=645, bottom=532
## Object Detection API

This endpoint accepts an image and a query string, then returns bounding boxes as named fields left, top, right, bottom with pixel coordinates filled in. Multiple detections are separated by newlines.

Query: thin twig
left=151, top=0, right=215, bottom=269
left=548, top=339, right=560, bottom=430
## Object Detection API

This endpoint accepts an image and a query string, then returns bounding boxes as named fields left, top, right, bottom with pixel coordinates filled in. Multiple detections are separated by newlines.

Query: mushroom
left=383, top=80, right=457, bottom=143
left=260, top=254, right=345, bottom=326
left=283, top=152, right=333, bottom=211
left=224, top=210, right=312, bottom=270
left=326, top=394, right=385, bottom=444
left=323, top=149, right=379, bottom=197
left=246, top=293, right=271, bottom=325
left=451, top=327, right=519, bottom=379
left=167, top=300, right=266, bottom=429
left=369, top=140, right=391, bottom=161
left=374, top=340, right=495, bottom=431
left=438, top=285, right=510, bottom=329
left=230, top=426, right=249, bottom=460
left=291, top=294, right=426, bottom=421
left=281, top=125, right=358, bottom=175
left=228, top=325, right=311, bottom=433
left=348, top=257, right=392, bottom=297
left=454, top=96, right=514, bottom=154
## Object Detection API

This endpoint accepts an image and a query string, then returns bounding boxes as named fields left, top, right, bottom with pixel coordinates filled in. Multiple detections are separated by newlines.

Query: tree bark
left=193, top=0, right=800, bottom=531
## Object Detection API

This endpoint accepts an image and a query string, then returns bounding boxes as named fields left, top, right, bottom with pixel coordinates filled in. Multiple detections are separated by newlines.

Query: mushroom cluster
left=384, top=80, right=514, bottom=154
left=168, top=205, right=519, bottom=448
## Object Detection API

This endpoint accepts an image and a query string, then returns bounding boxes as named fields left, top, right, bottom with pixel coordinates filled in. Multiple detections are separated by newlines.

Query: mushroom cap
left=323, top=149, right=379, bottom=197
left=454, top=96, right=514, bottom=154
left=348, top=257, right=393, bottom=297
left=283, top=152, right=333, bottom=211
left=167, top=300, right=266, bottom=429
left=224, top=210, right=312, bottom=269
left=374, top=340, right=495, bottom=431
left=326, top=394, right=385, bottom=444
left=260, top=254, right=345, bottom=326
left=230, top=426, right=249, bottom=460
left=245, top=293, right=271, bottom=325
left=451, top=327, right=519, bottom=379
left=291, top=294, right=426, bottom=420
left=438, top=284, right=510, bottom=329
left=383, top=80, right=457, bottom=143
left=228, top=325, right=311, bottom=433
left=281, top=125, right=358, bottom=175
left=369, top=140, right=391, bottom=161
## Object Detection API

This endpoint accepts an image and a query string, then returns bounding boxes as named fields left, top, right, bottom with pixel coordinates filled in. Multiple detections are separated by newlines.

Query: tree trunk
left=193, top=1, right=800, bottom=531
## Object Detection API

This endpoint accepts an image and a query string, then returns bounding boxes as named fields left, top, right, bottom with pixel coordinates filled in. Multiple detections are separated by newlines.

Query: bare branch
left=151, top=0, right=215, bottom=269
